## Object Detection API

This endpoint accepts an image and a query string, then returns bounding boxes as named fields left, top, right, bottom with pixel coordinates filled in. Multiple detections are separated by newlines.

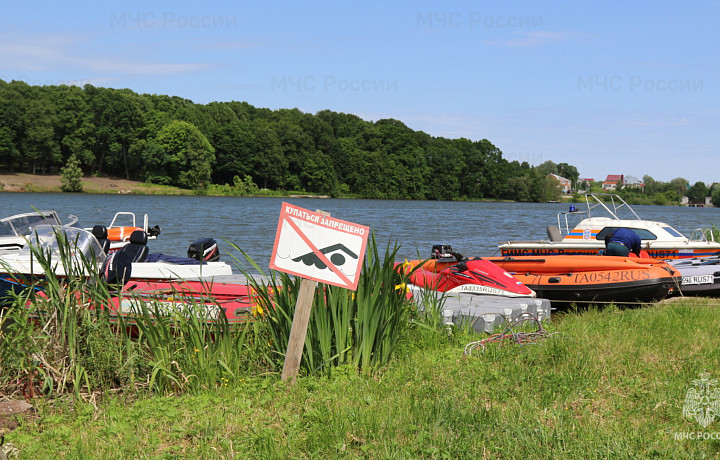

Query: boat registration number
left=119, top=299, right=221, bottom=320
left=682, top=275, right=715, bottom=285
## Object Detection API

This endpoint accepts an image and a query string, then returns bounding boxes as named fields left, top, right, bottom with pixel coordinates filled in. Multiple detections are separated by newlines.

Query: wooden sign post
left=280, top=208, right=330, bottom=383
left=280, top=278, right=317, bottom=382
left=269, top=204, right=368, bottom=383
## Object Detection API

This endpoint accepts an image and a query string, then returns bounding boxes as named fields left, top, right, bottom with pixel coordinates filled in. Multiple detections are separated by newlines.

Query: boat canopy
left=19, top=225, right=107, bottom=267
left=0, top=211, right=63, bottom=237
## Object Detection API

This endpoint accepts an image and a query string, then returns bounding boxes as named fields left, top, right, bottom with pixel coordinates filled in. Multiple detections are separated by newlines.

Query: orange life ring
left=107, top=226, right=142, bottom=242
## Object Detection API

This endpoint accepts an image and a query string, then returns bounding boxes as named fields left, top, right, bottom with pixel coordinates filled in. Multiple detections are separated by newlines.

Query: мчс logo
left=683, top=372, right=720, bottom=428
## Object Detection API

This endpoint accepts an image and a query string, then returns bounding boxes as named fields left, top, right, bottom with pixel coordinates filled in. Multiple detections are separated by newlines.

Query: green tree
left=212, top=120, right=255, bottom=185
left=687, top=181, right=709, bottom=204
left=146, top=120, right=215, bottom=190
left=299, top=150, right=339, bottom=195
left=60, top=154, right=83, bottom=192
left=86, top=86, right=144, bottom=178
left=424, top=138, right=465, bottom=200
left=50, top=85, right=95, bottom=170
left=535, top=160, right=558, bottom=176
left=506, top=174, right=532, bottom=202
left=710, top=183, right=720, bottom=207
left=0, top=82, right=26, bottom=171
left=557, top=163, right=579, bottom=190
left=0, top=126, right=18, bottom=170
left=249, top=118, right=286, bottom=189
left=668, top=177, right=689, bottom=197
left=24, top=98, right=61, bottom=174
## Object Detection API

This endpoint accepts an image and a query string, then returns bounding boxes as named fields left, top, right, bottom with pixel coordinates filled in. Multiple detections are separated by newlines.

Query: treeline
left=0, top=80, right=569, bottom=201
left=579, top=177, right=720, bottom=207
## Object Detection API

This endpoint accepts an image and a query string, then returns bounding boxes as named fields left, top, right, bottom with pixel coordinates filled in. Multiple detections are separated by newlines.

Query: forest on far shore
left=1, top=80, right=717, bottom=205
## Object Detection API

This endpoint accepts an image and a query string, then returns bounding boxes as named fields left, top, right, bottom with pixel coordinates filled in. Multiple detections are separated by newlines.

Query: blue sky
left=2, top=1, right=718, bottom=184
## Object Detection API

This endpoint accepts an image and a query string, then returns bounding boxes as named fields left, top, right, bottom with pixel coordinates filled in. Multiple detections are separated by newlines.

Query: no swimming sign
left=269, top=203, right=369, bottom=290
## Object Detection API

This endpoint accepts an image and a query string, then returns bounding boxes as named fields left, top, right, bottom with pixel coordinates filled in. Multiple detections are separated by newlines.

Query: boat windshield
left=662, top=226, right=684, bottom=238
left=595, top=227, right=658, bottom=241
left=0, top=212, right=62, bottom=237
left=20, top=225, right=107, bottom=265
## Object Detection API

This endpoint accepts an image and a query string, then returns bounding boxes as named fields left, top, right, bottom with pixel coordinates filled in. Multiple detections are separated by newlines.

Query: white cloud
left=0, top=34, right=207, bottom=76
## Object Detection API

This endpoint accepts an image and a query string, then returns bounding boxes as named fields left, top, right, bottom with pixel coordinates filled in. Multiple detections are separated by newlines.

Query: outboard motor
left=431, top=244, right=464, bottom=262
left=188, top=237, right=220, bottom=262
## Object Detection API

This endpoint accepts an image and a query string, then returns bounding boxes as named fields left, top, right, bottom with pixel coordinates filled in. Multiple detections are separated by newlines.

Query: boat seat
left=91, top=225, right=111, bottom=255
left=547, top=225, right=563, bottom=242
left=117, top=229, right=149, bottom=263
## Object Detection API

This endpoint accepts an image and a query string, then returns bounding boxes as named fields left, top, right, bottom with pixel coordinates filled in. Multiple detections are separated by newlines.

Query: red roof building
left=602, top=174, right=624, bottom=190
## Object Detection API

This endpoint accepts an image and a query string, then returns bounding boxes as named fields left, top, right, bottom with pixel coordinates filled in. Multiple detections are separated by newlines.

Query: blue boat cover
left=145, top=253, right=204, bottom=265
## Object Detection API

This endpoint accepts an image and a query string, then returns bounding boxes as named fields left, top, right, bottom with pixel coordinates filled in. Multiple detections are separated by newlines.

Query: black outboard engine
left=188, top=237, right=220, bottom=262
left=430, top=244, right=464, bottom=262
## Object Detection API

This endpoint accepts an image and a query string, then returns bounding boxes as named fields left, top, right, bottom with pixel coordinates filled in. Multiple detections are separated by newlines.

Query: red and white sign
left=269, top=203, right=369, bottom=290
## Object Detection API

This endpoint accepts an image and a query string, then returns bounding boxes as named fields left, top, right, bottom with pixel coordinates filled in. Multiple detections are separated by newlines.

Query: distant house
left=548, top=174, right=572, bottom=194
left=623, top=175, right=645, bottom=191
left=602, top=174, right=623, bottom=190
left=578, top=178, right=594, bottom=190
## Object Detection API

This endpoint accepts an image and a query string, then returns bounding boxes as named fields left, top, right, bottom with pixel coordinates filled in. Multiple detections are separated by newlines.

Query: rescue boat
left=485, top=254, right=682, bottom=304
left=497, top=193, right=720, bottom=259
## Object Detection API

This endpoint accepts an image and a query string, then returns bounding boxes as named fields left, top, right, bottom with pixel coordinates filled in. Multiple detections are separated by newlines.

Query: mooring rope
left=463, top=312, right=558, bottom=356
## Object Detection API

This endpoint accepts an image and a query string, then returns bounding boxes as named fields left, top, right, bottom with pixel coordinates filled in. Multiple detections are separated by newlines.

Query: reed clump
left=1, top=231, right=434, bottom=399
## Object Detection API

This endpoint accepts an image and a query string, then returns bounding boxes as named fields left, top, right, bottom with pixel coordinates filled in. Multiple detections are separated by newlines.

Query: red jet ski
left=400, top=245, right=535, bottom=298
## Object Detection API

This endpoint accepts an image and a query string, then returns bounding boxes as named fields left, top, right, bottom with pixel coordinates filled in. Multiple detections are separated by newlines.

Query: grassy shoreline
left=4, top=298, right=720, bottom=458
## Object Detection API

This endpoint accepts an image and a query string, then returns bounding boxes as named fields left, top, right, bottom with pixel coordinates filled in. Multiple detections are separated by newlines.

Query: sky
left=1, top=0, right=718, bottom=184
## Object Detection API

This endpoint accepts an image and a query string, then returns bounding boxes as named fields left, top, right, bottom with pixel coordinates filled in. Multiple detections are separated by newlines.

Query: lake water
left=2, top=193, right=719, bottom=271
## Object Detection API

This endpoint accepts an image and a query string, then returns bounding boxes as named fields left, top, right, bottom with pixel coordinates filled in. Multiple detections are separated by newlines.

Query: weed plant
left=239, top=234, right=415, bottom=376
left=0, top=229, right=274, bottom=397
left=1, top=230, right=428, bottom=399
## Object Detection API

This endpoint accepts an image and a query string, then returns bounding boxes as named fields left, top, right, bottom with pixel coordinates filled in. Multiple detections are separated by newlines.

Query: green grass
left=3, top=232, right=720, bottom=457
left=4, top=299, right=720, bottom=458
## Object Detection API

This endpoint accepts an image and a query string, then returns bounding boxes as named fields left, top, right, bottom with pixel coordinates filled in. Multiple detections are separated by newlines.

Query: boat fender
left=101, top=251, right=133, bottom=286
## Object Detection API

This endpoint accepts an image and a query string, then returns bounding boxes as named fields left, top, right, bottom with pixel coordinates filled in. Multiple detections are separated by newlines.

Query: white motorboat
left=498, top=193, right=720, bottom=259
left=0, top=210, right=70, bottom=254
left=0, top=225, right=233, bottom=301
left=0, top=210, right=160, bottom=256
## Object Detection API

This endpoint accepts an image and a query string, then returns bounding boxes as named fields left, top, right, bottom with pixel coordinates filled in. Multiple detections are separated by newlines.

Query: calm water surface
left=2, top=193, right=719, bottom=271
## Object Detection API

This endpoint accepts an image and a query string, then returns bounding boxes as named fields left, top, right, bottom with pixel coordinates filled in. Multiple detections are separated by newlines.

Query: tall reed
left=0, top=229, right=270, bottom=397
left=0, top=228, right=125, bottom=396
left=241, top=234, right=413, bottom=376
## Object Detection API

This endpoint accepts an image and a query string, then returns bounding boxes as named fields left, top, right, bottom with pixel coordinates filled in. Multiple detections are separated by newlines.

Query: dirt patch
left=0, top=173, right=184, bottom=195
left=0, top=400, right=34, bottom=438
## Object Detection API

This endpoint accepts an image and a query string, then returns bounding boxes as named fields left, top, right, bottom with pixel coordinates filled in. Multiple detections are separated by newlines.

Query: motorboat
left=0, top=225, right=233, bottom=303
left=0, top=210, right=160, bottom=256
left=485, top=254, right=682, bottom=305
left=668, top=256, right=720, bottom=297
left=0, top=210, right=72, bottom=255
left=497, top=193, right=720, bottom=259
left=107, top=279, right=258, bottom=326
left=25, top=277, right=258, bottom=330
